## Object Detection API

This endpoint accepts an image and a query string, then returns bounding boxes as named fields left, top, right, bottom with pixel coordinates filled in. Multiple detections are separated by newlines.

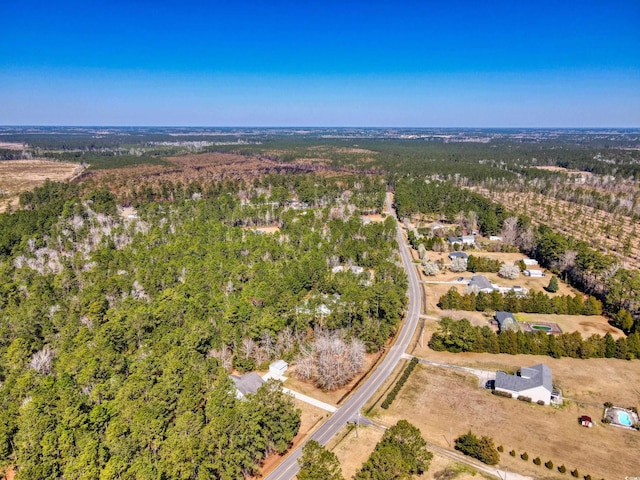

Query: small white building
left=269, top=360, right=288, bottom=377
left=461, top=235, right=476, bottom=245
left=489, top=235, right=503, bottom=241
left=522, top=259, right=539, bottom=266
left=523, top=269, right=544, bottom=277
left=331, top=266, right=344, bottom=273
left=350, top=266, right=364, bottom=275
left=495, top=364, right=553, bottom=405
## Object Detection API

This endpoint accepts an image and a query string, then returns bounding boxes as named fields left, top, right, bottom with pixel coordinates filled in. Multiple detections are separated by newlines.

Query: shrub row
left=492, top=390, right=512, bottom=398
left=381, top=357, right=419, bottom=409
left=503, top=447, right=605, bottom=480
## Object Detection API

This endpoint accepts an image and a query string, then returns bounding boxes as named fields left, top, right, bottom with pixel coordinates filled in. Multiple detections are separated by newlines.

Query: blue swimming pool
left=616, top=410, right=632, bottom=426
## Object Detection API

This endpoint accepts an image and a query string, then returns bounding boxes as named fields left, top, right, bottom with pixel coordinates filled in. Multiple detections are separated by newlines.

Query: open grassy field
left=370, top=362, right=640, bottom=480
left=0, top=159, right=81, bottom=212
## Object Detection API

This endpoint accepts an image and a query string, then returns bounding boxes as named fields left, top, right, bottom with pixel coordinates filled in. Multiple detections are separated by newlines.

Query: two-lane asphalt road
left=265, top=193, right=422, bottom=480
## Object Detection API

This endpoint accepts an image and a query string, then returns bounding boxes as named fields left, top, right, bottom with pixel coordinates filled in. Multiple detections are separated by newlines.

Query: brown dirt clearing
left=0, top=159, right=81, bottom=212
left=0, top=142, right=26, bottom=149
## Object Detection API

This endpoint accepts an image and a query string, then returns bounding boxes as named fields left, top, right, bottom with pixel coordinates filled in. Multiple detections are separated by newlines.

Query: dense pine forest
left=0, top=127, right=639, bottom=479
left=0, top=174, right=404, bottom=478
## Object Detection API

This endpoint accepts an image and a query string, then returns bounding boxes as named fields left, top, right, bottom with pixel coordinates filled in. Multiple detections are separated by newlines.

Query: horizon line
left=2, top=125, right=640, bottom=130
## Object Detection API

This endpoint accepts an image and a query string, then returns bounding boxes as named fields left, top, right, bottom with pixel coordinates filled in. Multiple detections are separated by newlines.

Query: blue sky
left=1, top=0, right=639, bottom=127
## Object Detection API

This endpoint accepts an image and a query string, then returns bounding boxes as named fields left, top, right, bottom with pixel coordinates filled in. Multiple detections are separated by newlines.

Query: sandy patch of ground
left=533, top=165, right=594, bottom=177
left=0, top=159, right=81, bottom=212
left=0, top=142, right=25, bottom=149
left=330, top=424, right=384, bottom=478
left=249, top=225, right=281, bottom=234
left=371, top=362, right=640, bottom=480
left=361, top=214, right=386, bottom=223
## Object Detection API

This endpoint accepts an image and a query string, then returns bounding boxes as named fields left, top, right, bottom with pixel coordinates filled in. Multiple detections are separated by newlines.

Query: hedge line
left=381, top=357, right=419, bottom=409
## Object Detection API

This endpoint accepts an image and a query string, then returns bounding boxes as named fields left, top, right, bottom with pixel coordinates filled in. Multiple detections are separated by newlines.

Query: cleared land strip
left=402, top=353, right=496, bottom=388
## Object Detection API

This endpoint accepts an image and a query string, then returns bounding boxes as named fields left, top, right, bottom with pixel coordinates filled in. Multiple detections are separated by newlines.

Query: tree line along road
left=264, top=193, right=422, bottom=480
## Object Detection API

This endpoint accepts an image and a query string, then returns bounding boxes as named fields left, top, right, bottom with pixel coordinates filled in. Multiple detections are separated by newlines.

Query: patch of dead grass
left=0, top=159, right=80, bottom=212
left=373, top=363, right=640, bottom=480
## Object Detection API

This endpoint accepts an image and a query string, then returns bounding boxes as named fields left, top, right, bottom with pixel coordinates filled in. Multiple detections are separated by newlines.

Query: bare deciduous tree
left=450, top=257, right=468, bottom=273
left=423, top=261, right=440, bottom=276
left=499, top=263, right=520, bottom=279
left=208, top=345, right=233, bottom=370
left=500, top=216, right=519, bottom=246
left=240, top=338, right=257, bottom=360
left=30, top=346, right=54, bottom=375
left=517, top=225, right=536, bottom=252
left=558, top=250, right=577, bottom=272
left=294, top=329, right=366, bottom=391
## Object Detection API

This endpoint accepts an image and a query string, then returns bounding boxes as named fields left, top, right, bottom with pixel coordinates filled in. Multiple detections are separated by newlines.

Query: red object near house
left=580, top=416, right=593, bottom=427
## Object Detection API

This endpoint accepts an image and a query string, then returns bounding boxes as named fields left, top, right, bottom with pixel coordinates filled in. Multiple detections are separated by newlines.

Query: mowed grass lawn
left=370, top=363, right=640, bottom=480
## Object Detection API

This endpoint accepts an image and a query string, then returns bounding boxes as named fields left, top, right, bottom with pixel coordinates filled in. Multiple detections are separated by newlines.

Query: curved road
left=265, top=193, right=421, bottom=480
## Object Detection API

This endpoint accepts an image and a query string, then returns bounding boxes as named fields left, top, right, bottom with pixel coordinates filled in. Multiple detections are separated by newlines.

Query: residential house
left=461, top=235, right=476, bottom=245
left=495, top=364, right=553, bottom=405
left=448, top=251, right=469, bottom=261
left=230, top=372, right=265, bottom=399
left=522, top=258, right=538, bottom=266
left=448, top=235, right=475, bottom=247
left=468, top=275, right=495, bottom=293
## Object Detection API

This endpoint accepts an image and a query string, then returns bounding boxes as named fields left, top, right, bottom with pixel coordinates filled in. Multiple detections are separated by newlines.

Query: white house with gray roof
left=495, top=364, right=553, bottom=405
left=467, top=275, right=495, bottom=293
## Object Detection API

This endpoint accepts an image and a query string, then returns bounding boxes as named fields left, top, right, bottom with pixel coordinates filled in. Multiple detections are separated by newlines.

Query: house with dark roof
left=495, top=311, right=519, bottom=332
left=448, top=251, right=469, bottom=261
left=467, top=275, right=495, bottom=293
left=230, top=372, right=265, bottom=399
left=495, top=364, right=553, bottom=405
